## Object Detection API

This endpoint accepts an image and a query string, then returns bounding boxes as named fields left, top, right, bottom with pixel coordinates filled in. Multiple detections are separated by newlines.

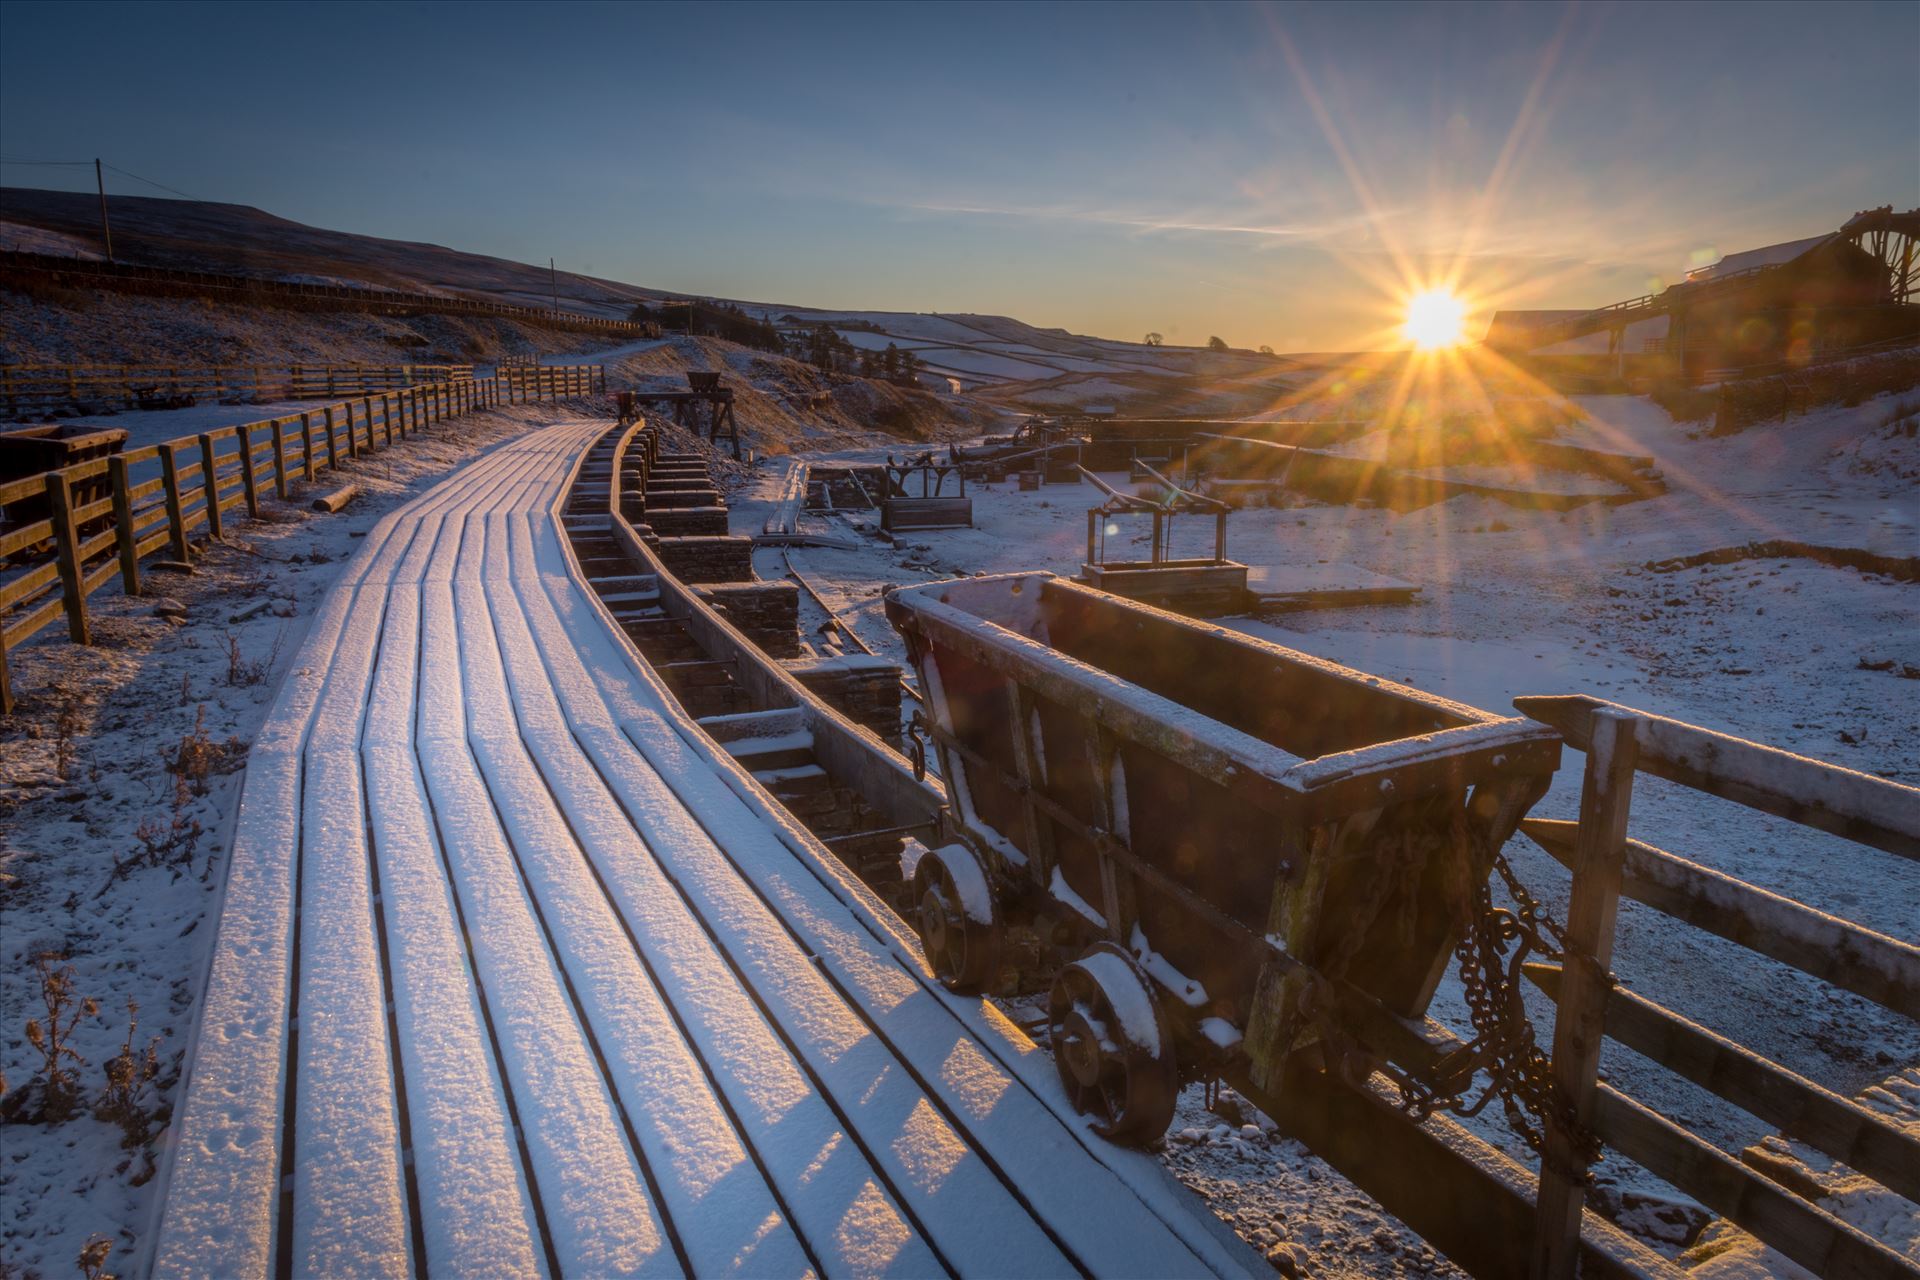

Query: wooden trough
left=885, top=571, right=1561, bottom=1111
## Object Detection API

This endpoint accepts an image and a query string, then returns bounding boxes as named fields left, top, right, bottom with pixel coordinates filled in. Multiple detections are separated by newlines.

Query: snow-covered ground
left=740, top=389, right=1920, bottom=1274
left=0, top=400, right=593, bottom=1279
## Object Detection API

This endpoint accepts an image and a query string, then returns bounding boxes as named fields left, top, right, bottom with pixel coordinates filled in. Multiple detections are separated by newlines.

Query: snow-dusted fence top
left=0, top=362, right=475, bottom=415
left=0, top=367, right=605, bottom=713
left=1512, top=694, right=1920, bottom=1280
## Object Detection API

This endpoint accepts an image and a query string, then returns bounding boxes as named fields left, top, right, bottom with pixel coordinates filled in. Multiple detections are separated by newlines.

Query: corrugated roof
left=1687, top=233, right=1833, bottom=282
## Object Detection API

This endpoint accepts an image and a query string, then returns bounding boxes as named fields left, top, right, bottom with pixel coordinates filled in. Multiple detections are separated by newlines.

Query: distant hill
left=1, top=185, right=1339, bottom=406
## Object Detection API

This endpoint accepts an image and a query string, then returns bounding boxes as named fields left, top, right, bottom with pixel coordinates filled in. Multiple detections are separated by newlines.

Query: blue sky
left=2, top=0, right=1914, bottom=350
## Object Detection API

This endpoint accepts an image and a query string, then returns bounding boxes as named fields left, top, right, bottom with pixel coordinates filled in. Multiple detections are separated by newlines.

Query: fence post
left=271, top=419, right=290, bottom=499
left=109, top=455, right=140, bottom=596
left=0, top=615, right=11, bottom=714
left=301, top=412, right=316, bottom=480
left=323, top=406, right=337, bottom=469
left=343, top=400, right=359, bottom=459
left=363, top=395, right=376, bottom=451
left=45, top=470, right=90, bottom=645
left=385, top=393, right=398, bottom=443
left=1531, top=707, right=1640, bottom=1280
left=159, top=443, right=191, bottom=562
left=238, top=425, right=260, bottom=518
left=198, top=434, right=225, bottom=540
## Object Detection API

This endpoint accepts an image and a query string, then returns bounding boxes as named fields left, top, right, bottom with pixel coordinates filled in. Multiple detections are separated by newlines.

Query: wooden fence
left=497, top=364, right=608, bottom=400
left=1513, top=695, right=1920, bottom=1280
left=1, top=363, right=475, bottom=416
left=0, top=366, right=606, bottom=712
left=3, top=251, right=648, bottom=337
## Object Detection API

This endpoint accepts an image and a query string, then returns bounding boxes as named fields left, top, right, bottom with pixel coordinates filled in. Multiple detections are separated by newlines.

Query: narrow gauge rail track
left=150, top=418, right=1262, bottom=1278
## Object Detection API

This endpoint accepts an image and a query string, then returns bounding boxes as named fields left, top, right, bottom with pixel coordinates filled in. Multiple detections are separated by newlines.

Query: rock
left=270, top=598, right=298, bottom=618
left=1265, top=1242, right=1307, bottom=1276
left=152, top=598, right=188, bottom=619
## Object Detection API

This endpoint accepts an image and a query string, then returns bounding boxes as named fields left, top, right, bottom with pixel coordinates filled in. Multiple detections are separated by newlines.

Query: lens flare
left=1403, top=289, right=1467, bottom=349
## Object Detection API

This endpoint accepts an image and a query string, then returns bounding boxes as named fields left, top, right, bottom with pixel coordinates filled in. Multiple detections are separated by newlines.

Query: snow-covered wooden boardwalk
left=148, top=422, right=1257, bottom=1278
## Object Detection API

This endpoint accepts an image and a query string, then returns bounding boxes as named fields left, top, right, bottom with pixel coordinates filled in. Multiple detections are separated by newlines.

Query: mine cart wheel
left=1047, top=943, right=1178, bottom=1145
left=913, top=843, right=1001, bottom=993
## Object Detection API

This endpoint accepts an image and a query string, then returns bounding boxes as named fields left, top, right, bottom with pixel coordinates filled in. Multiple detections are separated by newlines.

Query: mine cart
left=0, top=425, right=127, bottom=539
left=885, top=570, right=1561, bottom=1144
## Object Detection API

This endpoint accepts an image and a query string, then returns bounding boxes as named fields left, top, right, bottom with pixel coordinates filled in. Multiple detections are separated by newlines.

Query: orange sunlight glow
left=1402, top=289, right=1468, bottom=349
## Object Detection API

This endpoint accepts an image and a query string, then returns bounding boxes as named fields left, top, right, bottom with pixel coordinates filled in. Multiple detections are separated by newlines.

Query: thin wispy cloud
left=893, top=196, right=1401, bottom=244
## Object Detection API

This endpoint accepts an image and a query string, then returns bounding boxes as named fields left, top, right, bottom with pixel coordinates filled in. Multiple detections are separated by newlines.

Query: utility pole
left=550, top=258, right=558, bottom=315
left=95, top=158, right=113, bottom=263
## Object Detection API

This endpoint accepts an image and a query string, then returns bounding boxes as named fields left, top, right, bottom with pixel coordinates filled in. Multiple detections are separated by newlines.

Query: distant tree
left=897, top=350, right=922, bottom=384
left=882, top=343, right=901, bottom=380
left=1143, top=332, right=1164, bottom=346
left=859, top=347, right=879, bottom=379
left=1206, top=335, right=1229, bottom=352
left=1258, top=344, right=1275, bottom=355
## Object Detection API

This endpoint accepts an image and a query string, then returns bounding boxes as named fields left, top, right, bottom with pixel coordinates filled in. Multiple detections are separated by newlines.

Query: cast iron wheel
left=1047, top=942, right=1178, bottom=1144
left=912, top=844, right=1000, bottom=993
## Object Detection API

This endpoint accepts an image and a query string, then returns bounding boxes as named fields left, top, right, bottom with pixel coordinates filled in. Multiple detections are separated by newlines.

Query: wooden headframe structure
left=1078, top=459, right=1228, bottom=567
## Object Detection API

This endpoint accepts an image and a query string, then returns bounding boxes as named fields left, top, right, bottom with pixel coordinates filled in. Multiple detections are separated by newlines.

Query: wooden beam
left=1533, top=709, right=1638, bottom=1280
left=158, top=443, right=191, bottom=563
left=1593, top=1085, right=1915, bottom=1280
left=1247, top=1063, right=1679, bottom=1280
left=44, top=470, right=89, bottom=645
left=1525, top=963, right=1920, bottom=1204
left=109, top=455, right=140, bottom=597
left=197, top=435, right=224, bottom=540
left=1521, top=819, right=1919, bottom=1020
left=1515, top=695, right=1920, bottom=860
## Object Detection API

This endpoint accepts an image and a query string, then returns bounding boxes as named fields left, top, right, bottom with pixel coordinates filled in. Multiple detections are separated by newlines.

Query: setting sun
left=1402, top=289, right=1468, bottom=349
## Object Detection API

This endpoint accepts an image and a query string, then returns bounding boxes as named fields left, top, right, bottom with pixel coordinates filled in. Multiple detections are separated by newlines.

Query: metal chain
left=1389, top=849, right=1602, bottom=1175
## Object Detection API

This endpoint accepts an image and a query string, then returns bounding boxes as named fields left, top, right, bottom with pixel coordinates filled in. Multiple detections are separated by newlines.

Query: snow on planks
left=151, top=422, right=1259, bottom=1278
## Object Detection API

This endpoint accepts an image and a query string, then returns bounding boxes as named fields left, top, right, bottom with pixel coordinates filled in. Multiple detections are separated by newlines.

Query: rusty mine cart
left=882, top=570, right=1641, bottom=1278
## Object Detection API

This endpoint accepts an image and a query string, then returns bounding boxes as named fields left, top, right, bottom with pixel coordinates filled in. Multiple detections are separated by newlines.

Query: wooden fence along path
left=1513, top=695, right=1920, bottom=1280
left=2, top=250, right=649, bottom=337
left=0, top=363, right=476, bottom=415
left=0, top=365, right=607, bottom=712
left=148, top=420, right=1259, bottom=1279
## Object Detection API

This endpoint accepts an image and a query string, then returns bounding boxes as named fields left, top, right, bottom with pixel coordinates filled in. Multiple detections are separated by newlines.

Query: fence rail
left=2, top=250, right=647, bottom=336
left=1, top=362, right=475, bottom=416
left=0, top=365, right=607, bottom=712
left=1513, top=694, right=1920, bottom=1280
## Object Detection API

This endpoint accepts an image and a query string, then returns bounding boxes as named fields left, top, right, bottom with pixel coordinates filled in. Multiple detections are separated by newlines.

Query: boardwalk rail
left=2, top=362, right=474, bottom=415
left=1514, top=695, right=1920, bottom=1280
left=0, top=366, right=605, bottom=713
left=3, top=250, right=649, bottom=336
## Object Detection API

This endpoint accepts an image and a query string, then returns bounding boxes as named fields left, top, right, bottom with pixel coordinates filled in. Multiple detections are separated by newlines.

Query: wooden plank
left=1249, top=1062, right=1677, bottom=1280
left=110, top=455, right=140, bottom=596
left=1515, top=695, right=1920, bottom=860
left=270, top=420, right=289, bottom=500
left=1524, top=964, right=1920, bottom=1203
left=1521, top=819, right=1919, bottom=1019
left=160, top=443, right=191, bottom=562
left=197, top=435, right=224, bottom=541
left=44, top=471, right=90, bottom=645
left=237, top=425, right=260, bottom=518
left=0, top=559, right=60, bottom=610
left=0, top=598, right=10, bottom=714
left=1533, top=709, right=1639, bottom=1280
left=1594, top=1085, right=1915, bottom=1280
left=0, top=519, right=55, bottom=560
